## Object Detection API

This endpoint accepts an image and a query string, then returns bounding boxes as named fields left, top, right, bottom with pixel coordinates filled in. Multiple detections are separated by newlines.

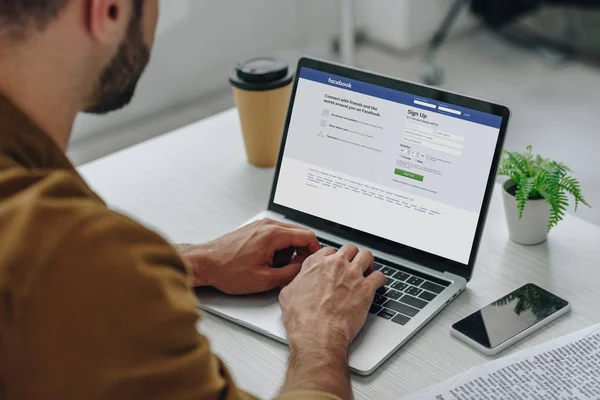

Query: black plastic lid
left=229, top=57, right=294, bottom=91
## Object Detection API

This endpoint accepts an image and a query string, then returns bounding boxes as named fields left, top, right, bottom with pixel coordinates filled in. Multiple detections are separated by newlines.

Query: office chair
left=422, top=0, right=600, bottom=86
left=422, top=0, right=471, bottom=86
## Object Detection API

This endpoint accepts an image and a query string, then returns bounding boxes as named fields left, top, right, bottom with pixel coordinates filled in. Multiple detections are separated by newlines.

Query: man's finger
left=364, top=270, right=386, bottom=294
left=272, top=246, right=296, bottom=268
left=351, top=250, right=374, bottom=274
left=315, top=246, right=336, bottom=257
left=262, top=264, right=302, bottom=289
left=266, top=219, right=314, bottom=233
left=289, top=253, right=308, bottom=265
left=295, top=245, right=317, bottom=257
left=264, top=220, right=322, bottom=256
left=335, top=244, right=359, bottom=261
left=272, top=227, right=321, bottom=254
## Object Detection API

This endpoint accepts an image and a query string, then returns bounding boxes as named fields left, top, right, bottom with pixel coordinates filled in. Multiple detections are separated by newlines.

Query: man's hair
left=0, top=0, right=144, bottom=40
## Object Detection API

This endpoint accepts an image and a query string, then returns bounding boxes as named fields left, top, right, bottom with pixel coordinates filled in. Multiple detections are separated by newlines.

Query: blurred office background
left=68, top=0, right=600, bottom=226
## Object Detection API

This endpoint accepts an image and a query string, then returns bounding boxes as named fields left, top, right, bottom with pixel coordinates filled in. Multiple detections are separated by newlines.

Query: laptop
left=197, top=57, right=510, bottom=375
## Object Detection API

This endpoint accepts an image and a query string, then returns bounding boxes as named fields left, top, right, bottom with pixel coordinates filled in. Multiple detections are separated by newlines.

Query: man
left=0, top=1, right=386, bottom=399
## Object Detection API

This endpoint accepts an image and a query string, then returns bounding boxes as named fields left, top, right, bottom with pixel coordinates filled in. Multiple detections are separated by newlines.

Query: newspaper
left=402, top=324, right=600, bottom=400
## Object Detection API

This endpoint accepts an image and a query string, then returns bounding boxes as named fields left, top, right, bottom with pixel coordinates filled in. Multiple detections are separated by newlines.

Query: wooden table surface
left=79, top=109, right=600, bottom=399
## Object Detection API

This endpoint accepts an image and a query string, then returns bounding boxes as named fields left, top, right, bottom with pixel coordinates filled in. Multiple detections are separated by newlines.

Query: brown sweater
left=0, top=93, right=337, bottom=400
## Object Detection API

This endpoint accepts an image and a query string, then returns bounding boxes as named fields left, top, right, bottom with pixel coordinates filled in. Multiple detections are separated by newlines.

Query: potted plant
left=498, top=146, right=590, bottom=245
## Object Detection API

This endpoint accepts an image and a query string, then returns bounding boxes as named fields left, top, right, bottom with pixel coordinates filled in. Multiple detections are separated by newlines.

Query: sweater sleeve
left=8, top=210, right=338, bottom=400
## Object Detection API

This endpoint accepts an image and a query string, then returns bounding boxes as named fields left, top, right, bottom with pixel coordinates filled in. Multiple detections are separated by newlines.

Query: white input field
left=405, top=122, right=434, bottom=135
left=438, top=106, right=461, bottom=115
left=414, top=100, right=437, bottom=109
left=404, top=129, right=464, bottom=150
left=403, top=136, right=462, bottom=157
left=436, top=130, right=466, bottom=143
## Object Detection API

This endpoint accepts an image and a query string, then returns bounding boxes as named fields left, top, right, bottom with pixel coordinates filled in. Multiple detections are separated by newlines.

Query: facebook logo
left=328, top=77, right=352, bottom=89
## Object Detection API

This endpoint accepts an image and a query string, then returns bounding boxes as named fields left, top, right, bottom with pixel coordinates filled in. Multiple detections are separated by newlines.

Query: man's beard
left=85, top=16, right=150, bottom=115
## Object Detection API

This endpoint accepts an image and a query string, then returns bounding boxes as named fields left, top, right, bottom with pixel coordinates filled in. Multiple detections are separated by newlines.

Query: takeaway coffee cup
left=229, top=57, right=294, bottom=167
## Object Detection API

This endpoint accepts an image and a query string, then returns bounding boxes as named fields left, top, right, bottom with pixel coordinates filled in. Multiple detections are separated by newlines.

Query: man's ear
left=87, top=0, right=130, bottom=45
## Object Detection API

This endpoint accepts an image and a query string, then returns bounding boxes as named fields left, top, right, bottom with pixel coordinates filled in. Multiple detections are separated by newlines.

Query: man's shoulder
left=0, top=165, right=112, bottom=249
left=0, top=166, right=186, bottom=289
left=0, top=160, right=102, bottom=204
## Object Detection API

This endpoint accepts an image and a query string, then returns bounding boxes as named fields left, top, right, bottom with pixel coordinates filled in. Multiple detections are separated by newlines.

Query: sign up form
left=274, top=68, right=503, bottom=264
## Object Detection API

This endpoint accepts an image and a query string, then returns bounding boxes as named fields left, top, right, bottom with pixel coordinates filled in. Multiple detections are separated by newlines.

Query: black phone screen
left=452, top=284, right=569, bottom=349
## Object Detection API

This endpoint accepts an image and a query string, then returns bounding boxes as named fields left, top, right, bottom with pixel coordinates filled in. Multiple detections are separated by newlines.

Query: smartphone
left=450, top=283, right=571, bottom=356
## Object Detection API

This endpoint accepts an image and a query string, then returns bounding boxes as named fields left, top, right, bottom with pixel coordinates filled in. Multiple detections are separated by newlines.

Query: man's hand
left=177, top=219, right=321, bottom=295
left=278, top=245, right=386, bottom=400
left=280, top=245, right=385, bottom=344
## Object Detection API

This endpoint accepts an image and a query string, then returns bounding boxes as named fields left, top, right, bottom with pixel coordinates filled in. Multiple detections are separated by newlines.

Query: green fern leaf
left=544, top=163, right=568, bottom=231
left=554, top=161, right=572, bottom=173
left=504, top=147, right=590, bottom=230
left=508, top=152, right=529, bottom=176
left=559, top=176, right=590, bottom=211
left=515, top=176, right=535, bottom=218
left=535, top=155, right=552, bottom=175
left=548, top=191, right=569, bottom=231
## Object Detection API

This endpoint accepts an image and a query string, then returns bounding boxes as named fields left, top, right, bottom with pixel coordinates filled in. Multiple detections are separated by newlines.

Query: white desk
left=79, top=109, right=600, bottom=399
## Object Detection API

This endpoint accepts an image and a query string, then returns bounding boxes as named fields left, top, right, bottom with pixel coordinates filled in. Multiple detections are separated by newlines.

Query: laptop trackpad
left=197, top=288, right=288, bottom=341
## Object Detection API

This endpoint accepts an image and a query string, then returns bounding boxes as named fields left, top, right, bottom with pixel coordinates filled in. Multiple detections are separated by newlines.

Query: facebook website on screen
left=274, top=67, right=502, bottom=264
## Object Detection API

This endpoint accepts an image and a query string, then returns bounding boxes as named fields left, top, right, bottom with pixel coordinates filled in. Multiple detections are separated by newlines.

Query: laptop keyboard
left=318, top=239, right=451, bottom=326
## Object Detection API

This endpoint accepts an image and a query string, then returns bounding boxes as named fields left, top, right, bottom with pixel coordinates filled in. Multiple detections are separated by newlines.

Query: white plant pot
left=502, top=180, right=551, bottom=245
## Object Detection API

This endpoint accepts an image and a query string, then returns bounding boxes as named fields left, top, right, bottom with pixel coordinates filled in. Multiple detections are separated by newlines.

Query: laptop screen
left=273, top=67, right=503, bottom=265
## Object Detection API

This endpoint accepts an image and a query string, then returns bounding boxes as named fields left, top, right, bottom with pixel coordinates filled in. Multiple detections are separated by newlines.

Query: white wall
left=358, top=0, right=476, bottom=51
left=73, top=0, right=337, bottom=140
left=73, top=0, right=478, bottom=141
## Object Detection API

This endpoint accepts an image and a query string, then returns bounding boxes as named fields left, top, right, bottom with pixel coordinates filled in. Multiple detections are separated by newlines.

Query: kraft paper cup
left=230, top=57, right=294, bottom=167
